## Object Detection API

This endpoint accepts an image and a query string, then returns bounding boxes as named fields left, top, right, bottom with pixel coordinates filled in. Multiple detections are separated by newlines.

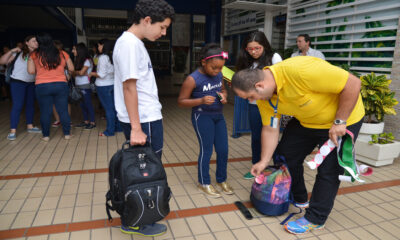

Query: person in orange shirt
left=28, top=33, right=74, bottom=141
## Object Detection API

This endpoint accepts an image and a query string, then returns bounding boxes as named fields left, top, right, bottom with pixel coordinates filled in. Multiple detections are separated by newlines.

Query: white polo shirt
left=113, top=31, right=162, bottom=124
left=291, top=47, right=325, bottom=60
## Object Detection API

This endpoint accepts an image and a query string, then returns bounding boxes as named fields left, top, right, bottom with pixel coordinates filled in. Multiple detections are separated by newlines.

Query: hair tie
left=203, top=51, right=228, bottom=61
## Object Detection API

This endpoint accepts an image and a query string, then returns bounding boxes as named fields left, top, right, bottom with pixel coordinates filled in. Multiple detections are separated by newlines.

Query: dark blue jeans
left=120, top=119, right=163, bottom=160
left=276, top=118, right=363, bottom=225
left=79, top=88, right=95, bottom=122
left=96, top=85, right=121, bottom=136
left=191, top=112, right=228, bottom=185
left=10, top=79, right=36, bottom=129
left=35, top=82, right=70, bottom=137
left=248, top=103, right=262, bottom=165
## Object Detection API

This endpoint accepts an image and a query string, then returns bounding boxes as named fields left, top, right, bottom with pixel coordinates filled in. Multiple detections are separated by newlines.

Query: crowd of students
left=1, top=34, right=121, bottom=141
left=1, top=0, right=362, bottom=237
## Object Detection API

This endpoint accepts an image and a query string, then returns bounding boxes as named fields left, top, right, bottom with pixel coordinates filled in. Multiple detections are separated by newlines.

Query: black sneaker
left=84, top=123, right=96, bottom=130
left=75, top=122, right=88, bottom=128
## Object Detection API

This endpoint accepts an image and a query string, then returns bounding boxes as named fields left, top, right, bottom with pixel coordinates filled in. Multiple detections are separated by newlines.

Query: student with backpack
left=112, top=0, right=175, bottom=236
left=177, top=43, right=234, bottom=198
left=0, top=36, right=42, bottom=140
left=235, top=31, right=282, bottom=180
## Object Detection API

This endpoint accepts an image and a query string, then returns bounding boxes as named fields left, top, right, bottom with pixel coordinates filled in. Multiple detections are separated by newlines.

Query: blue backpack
left=250, top=154, right=302, bottom=224
left=250, top=155, right=291, bottom=216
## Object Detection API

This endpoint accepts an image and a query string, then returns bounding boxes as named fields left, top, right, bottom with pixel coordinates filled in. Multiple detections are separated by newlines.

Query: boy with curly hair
left=113, top=0, right=174, bottom=236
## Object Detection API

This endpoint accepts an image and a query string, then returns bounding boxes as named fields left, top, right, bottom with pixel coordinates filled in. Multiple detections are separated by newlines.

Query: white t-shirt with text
left=113, top=31, right=162, bottom=124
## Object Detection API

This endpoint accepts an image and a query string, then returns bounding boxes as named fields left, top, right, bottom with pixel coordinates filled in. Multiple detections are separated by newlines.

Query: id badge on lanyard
left=269, top=96, right=279, bottom=129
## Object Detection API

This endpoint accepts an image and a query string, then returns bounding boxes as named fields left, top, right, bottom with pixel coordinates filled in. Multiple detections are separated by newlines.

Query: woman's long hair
left=35, top=33, right=61, bottom=70
left=236, top=31, right=274, bottom=71
left=22, top=35, right=35, bottom=59
left=74, top=43, right=91, bottom=71
left=98, top=39, right=114, bottom=65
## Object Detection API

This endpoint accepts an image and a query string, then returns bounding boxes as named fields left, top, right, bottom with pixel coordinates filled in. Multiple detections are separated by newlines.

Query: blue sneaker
left=284, top=217, right=324, bottom=234
left=294, top=201, right=309, bottom=208
left=7, top=133, right=16, bottom=141
left=120, top=223, right=167, bottom=237
left=27, top=127, right=41, bottom=133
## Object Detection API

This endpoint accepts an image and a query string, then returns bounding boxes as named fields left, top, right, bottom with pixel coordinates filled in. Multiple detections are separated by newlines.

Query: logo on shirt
left=299, top=100, right=312, bottom=108
left=148, top=62, right=152, bottom=69
left=203, top=82, right=222, bottom=92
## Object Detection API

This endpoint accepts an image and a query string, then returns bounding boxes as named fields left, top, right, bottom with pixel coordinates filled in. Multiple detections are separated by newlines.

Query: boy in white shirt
left=113, top=0, right=174, bottom=236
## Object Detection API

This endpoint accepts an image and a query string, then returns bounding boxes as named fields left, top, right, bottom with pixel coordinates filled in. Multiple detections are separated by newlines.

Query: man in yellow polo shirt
left=231, top=56, right=364, bottom=235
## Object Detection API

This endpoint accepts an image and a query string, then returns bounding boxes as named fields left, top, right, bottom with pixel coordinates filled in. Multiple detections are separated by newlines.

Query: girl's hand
left=217, top=92, right=227, bottom=104
left=11, top=47, right=21, bottom=54
left=202, top=95, right=215, bottom=105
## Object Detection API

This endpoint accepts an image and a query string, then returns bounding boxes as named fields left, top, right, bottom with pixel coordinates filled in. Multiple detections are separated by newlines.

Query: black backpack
left=106, top=142, right=171, bottom=227
left=5, top=52, right=21, bottom=84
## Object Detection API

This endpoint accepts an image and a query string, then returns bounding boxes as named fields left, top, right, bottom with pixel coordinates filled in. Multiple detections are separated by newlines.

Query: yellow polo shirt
left=257, top=56, right=365, bottom=129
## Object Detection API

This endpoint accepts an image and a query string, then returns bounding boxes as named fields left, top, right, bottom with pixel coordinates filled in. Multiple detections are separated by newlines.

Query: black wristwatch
left=333, top=119, right=347, bottom=125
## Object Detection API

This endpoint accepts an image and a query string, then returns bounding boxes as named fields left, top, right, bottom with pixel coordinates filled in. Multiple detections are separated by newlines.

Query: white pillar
left=263, top=10, right=273, bottom=42
left=75, top=8, right=87, bottom=44
left=386, top=17, right=400, bottom=139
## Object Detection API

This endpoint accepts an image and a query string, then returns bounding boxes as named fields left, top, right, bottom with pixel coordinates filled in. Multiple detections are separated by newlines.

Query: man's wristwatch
left=333, top=119, right=347, bottom=125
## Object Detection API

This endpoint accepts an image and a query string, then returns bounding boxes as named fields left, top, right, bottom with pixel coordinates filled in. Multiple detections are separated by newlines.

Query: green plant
left=283, top=47, right=295, bottom=60
left=360, top=72, right=399, bottom=123
left=368, top=132, right=395, bottom=144
left=338, top=64, right=360, bottom=78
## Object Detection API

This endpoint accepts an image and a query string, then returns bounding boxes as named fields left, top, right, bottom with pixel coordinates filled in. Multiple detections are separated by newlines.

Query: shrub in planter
left=368, top=132, right=395, bottom=145
left=360, top=72, right=398, bottom=123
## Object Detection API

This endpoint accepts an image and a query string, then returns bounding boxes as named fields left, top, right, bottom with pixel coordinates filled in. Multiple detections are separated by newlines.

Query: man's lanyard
left=268, top=96, right=279, bottom=128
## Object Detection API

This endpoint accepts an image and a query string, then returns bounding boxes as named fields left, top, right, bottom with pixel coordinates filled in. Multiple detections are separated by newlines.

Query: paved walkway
left=0, top=97, right=400, bottom=240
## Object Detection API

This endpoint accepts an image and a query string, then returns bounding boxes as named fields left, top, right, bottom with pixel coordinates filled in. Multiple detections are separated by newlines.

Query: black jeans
left=276, top=118, right=363, bottom=225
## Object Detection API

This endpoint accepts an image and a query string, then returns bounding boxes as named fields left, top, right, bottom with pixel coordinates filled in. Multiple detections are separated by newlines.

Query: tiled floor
left=0, top=97, right=400, bottom=240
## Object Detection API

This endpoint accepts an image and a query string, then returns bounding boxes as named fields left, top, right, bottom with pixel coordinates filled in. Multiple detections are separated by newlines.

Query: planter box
left=359, top=122, right=384, bottom=135
left=358, top=122, right=385, bottom=141
left=355, top=138, right=400, bottom=167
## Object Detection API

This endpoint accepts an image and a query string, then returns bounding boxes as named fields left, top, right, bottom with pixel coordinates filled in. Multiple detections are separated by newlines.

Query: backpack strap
left=6, top=52, right=21, bottom=81
left=306, top=130, right=373, bottom=183
left=105, top=191, right=114, bottom=222
left=280, top=207, right=302, bottom=225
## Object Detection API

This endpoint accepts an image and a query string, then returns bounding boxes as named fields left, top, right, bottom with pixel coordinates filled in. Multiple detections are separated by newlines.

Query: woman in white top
left=72, top=43, right=96, bottom=129
left=235, top=31, right=283, bottom=179
left=89, top=39, right=121, bottom=136
left=0, top=36, right=41, bottom=140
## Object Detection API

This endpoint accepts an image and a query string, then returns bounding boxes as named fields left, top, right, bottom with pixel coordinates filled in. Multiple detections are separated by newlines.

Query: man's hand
left=202, top=96, right=215, bottom=105
left=251, top=160, right=270, bottom=177
left=329, top=124, right=347, bottom=146
left=130, top=128, right=147, bottom=146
